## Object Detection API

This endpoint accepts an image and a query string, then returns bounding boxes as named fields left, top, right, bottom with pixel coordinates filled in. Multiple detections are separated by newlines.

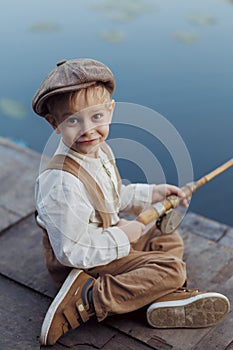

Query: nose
left=79, top=119, right=95, bottom=136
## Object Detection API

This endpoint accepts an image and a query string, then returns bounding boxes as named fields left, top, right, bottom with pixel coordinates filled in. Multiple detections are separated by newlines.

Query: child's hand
left=116, top=218, right=145, bottom=243
left=152, top=184, right=189, bottom=208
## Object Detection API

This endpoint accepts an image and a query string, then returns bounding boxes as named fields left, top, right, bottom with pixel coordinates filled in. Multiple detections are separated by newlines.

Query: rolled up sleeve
left=120, top=183, right=155, bottom=216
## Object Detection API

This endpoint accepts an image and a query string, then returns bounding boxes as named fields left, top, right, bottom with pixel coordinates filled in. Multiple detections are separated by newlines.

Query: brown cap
left=32, top=58, right=115, bottom=117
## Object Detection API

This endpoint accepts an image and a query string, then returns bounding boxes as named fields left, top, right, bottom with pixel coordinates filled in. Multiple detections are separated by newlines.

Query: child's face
left=47, top=95, right=114, bottom=158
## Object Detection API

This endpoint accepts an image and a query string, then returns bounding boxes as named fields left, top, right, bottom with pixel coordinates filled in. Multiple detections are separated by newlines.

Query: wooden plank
left=41, top=344, right=100, bottom=350
left=0, top=136, right=41, bottom=169
left=181, top=228, right=233, bottom=290
left=103, top=332, right=154, bottom=350
left=0, top=167, right=37, bottom=216
left=219, top=227, right=233, bottom=249
left=181, top=212, right=228, bottom=242
left=41, top=331, right=154, bottom=350
left=192, top=314, right=233, bottom=350
left=0, top=205, right=21, bottom=232
left=57, top=319, right=117, bottom=349
left=0, top=138, right=41, bottom=230
left=0, top=274, right=49, bottom=350
left=226, top=342, right=233, bottom=350
left=106, top=311, right=210, bottom=350
left=0, top=214, right=57, bottom=298
left=0, top=275, right=118, bottom=350
left=191, top=275, right=233, bottom=350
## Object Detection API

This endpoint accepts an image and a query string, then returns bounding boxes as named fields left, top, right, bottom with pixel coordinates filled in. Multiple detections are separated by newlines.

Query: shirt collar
left=55, top=139, right=108, bottom=167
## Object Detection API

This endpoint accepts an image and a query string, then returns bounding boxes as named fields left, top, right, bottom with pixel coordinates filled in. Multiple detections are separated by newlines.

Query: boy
left=32, top=58, right=230, bottom=346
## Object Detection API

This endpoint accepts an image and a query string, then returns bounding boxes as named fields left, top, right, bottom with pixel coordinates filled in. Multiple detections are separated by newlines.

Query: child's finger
left=167, top=185, right=186, bottom=198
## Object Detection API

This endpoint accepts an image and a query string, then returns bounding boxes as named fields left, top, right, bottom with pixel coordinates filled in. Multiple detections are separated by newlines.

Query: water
left=0, top=0, right=232, bottom=226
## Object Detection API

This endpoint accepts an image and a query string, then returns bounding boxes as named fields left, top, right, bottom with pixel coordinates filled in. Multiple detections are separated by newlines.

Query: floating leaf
left=188, top=14, right=217, bottom=26
left=105, top=11, right=140, bottom=23
left=91, top=0, right=155, bottom=23
left=0, top=98, right=28, bottom=119
left=173, top=31, right=199, bottom=44
left=29, top=21, right=61, bottom=33
left=100, top=29, right=126, bottom=43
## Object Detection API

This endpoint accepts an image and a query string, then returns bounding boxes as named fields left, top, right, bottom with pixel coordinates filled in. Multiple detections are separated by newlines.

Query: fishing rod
left=137, top=158, right=233, bottom=234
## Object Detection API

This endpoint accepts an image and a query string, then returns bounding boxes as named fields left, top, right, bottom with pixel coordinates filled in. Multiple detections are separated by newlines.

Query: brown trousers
left=87, top=227, right=186, bottom=321
left=42, top=224, right=186, bottom=322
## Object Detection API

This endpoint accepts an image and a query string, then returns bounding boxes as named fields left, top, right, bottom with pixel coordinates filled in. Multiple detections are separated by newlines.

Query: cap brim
left=33, top=81, right=97, bottom=117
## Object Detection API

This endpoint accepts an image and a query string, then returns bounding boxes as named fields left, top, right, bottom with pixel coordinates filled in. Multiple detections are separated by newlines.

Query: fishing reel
left=156, top=209, right=183, bottom=235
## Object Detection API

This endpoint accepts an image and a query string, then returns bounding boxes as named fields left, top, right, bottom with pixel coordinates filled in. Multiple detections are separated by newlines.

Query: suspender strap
left=44, top=154, right=112, bottom=229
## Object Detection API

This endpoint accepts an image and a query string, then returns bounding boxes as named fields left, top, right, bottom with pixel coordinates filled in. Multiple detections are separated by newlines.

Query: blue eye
left=92, top=113, right=103, bottom=121
left=66, top=117, right=79, bottom=125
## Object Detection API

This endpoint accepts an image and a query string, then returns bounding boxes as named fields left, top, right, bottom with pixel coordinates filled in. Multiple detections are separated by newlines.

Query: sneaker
left=147, top=288, right=230, bottom=328
left=40, top=269, right=95, bottom=346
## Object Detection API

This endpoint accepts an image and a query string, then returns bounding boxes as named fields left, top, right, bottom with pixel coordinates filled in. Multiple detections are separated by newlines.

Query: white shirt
left=35, top=140, right=154, bottom=269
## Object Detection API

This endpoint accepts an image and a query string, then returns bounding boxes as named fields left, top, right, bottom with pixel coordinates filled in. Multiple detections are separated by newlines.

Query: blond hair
left=46, top=83, right=112, bottom=116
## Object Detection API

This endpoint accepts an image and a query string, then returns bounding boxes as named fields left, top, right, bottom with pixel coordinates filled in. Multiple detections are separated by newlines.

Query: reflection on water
left=0, top=98, right=28, bottom=120
left=100, top=29, right=126, bottom=43
left=173, top=31, right=199, bottom=44
left=0, top=0, right=232, bottom=226
left=188, top=14, right=217, bottom=26
left=29, top=22, right=61, bottom=33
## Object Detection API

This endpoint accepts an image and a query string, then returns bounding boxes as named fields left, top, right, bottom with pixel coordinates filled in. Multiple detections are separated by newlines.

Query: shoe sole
left=40, top=269, right=83, bottom=345
left=147, top=292, right=230, bottom=328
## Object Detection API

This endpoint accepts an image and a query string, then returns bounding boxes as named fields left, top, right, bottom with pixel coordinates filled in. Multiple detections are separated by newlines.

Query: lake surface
left=0, top=0, right=232, bottom=225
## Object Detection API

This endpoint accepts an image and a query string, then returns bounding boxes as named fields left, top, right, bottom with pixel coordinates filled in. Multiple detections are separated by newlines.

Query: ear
left=45, top=114, right=61, bottom=134
left=109, top=99, right=115, bottom=121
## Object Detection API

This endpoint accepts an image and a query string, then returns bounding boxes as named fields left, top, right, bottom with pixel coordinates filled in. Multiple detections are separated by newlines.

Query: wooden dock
left=1, top=136, right=233, bottom=350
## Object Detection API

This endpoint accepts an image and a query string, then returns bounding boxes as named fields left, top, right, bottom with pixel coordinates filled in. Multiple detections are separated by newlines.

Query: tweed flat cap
left=32, top=58, right=115, bottom=117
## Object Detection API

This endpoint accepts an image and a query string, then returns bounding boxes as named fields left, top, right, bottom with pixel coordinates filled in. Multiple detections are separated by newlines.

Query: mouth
left=76, top=138, right=99, bottom=145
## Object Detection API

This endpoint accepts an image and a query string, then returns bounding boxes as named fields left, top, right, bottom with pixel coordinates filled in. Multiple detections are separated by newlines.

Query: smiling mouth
left=77, top=138, right=99, bottom=145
